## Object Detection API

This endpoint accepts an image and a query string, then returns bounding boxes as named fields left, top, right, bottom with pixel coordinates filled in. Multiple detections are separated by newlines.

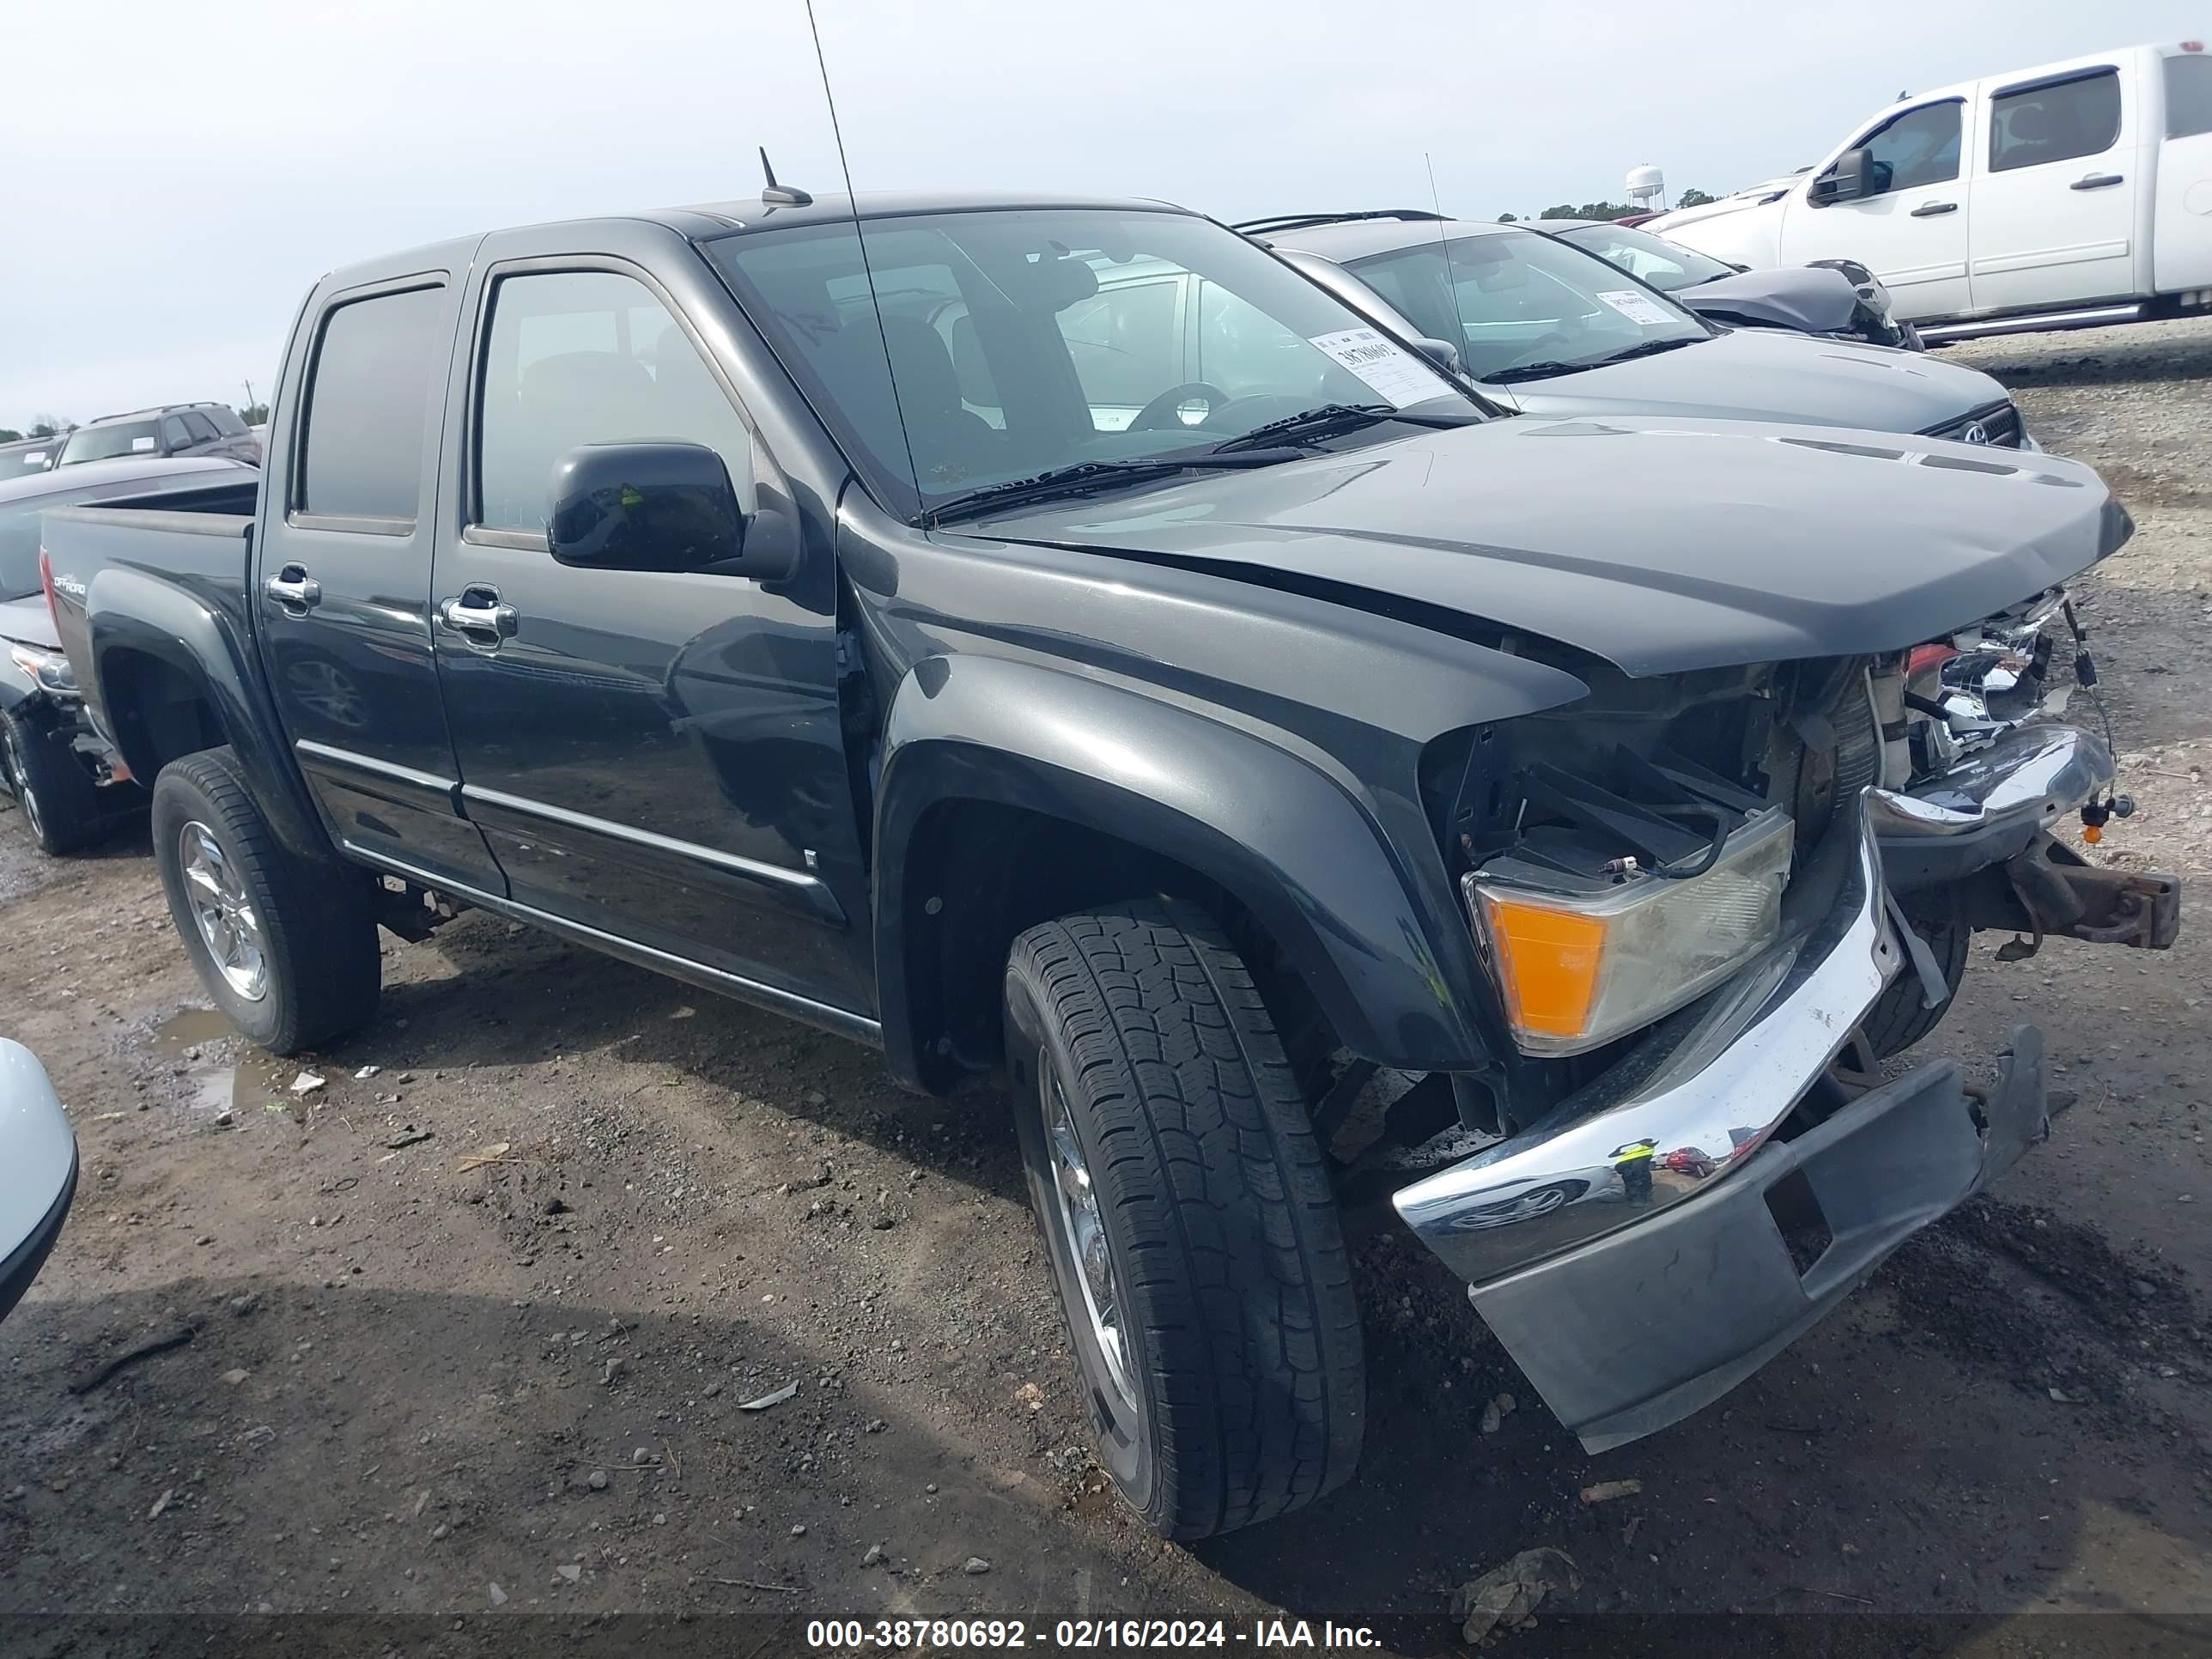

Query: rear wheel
left=1004, top=898, right=1364, bottom=1539
left=2, top=708, right=106, bottom=856
left=1863, top=918, right=1970, bottom=1058
left=150, top=747, right=380, bottom=1054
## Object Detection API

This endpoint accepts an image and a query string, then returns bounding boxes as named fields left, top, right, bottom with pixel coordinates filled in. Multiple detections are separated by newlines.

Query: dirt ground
left=5, top=319, right=2212, bottom=1658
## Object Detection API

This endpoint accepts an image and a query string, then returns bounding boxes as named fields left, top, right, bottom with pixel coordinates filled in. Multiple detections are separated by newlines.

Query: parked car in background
left=1648, top=41, right=2212, bottom=341
left=38, top=188, right=2165, bottom=1538
left=2, top=437, right=63, bottom=477
left=0, top=1039, right=76, bottom=1328
left=57, top=403, right=261, bottom=469
left=1534, top=218, right=1922, bottom=349
left=1, top=455, right=257, bottom=854
left=1248, top=211, right=2026, bottom=441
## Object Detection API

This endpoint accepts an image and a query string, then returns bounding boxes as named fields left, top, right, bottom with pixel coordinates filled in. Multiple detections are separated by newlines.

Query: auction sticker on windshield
left=1306, top=327, right=1438, bottom=408
left=1595, top=289, right=1677, bottom=328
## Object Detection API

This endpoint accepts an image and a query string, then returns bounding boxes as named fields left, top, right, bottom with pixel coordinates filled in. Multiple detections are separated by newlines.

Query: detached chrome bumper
left=1869, top=724, right=2112, bottom=890
left=1395, top=807, right=1900, bottom=1288
left=1392, top=804, right=2055, bottom=1452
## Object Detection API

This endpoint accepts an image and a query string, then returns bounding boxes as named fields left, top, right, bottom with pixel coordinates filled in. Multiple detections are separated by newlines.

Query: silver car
left=0, top=1039, right=76, bottom=1325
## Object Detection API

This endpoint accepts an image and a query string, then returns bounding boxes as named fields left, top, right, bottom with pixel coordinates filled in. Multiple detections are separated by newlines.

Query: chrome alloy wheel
left=179, top=819, right=267, bottom=1000
left=1043, top=1063, right=1138, bottom=1413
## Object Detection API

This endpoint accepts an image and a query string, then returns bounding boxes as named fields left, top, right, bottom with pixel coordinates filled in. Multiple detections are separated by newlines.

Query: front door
left=1968, top=63, right=2142, bottom=313
left=1788, top=99, right=1972, bottom=320
left=431, top=248, right=869, bottom=1014
left=258, top=266, right=507, bottom=892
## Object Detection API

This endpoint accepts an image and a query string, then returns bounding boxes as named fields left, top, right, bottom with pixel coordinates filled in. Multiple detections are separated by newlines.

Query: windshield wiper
left=1481, top=337, right=1704, bottom=385
left=924, top=448, right=1305, bottom=526
left=1480, top=361, right=1583, bottom=386
left=1579, top=337, right=1704, bottom=368
left=1211, top=401, right=1480, bottom=454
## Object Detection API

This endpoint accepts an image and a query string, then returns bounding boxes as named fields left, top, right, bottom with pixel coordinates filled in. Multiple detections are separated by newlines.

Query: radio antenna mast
left=803, top=0, right=922, bottom=508
left=1425, top=152, right=1469, bottom=371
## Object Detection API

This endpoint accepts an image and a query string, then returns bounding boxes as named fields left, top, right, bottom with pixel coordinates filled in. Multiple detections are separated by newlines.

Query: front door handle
left=264, top=565, right=321, bottom=611
left=2070, top=172, right=2125, bottom=191
left=439, top=587, right=520, bottom=642
left=1910, top=200, right=1959, bottom=217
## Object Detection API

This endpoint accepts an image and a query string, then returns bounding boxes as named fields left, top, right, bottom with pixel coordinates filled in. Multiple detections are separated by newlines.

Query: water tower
left=1626, top=164, right=1667, bottom=214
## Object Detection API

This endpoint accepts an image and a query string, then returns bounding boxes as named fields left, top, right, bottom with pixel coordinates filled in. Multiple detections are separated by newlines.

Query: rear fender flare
left=86, top=566, right=329, bottom=861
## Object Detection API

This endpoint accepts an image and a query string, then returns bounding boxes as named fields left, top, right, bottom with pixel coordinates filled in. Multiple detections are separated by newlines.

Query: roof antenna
left=1425, top=152, right=1471, bottom=377
left=803, top=0, right=922, bottom=508
left=759, top=147, right=813, bottom=208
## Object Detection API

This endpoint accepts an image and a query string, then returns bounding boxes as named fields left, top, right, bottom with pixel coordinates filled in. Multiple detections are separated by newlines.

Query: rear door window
left=1990, top=70, right=2123, bottom=172
left=2167, top=52, right=2212, bottom=139
left=297, top=284, right=447, bottom=524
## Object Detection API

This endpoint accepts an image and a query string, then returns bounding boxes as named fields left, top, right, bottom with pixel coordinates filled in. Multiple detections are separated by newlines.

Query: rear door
left=1784, top=99, right=1972, bottom=319
left=256, top=257, right=507, bottom=891
left=429, top=226, right=868, bottom=1014
left=2154, top=46, right=2212, bottom=292
left=1969, top=59, right=2145, bottom=312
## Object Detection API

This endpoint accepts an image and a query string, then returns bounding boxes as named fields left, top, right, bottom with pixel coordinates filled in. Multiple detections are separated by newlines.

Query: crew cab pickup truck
left=38, top=190, right=2166, bottom=1538
left=1649, top=41, right=2212, bottom=340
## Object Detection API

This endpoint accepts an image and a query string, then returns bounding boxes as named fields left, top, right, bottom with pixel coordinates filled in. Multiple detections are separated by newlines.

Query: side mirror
left=1411, top=337, right=1462, bottom=375
left=548, top=442, right=777, bottom=578
left=1811, top=148, right=1872, bottom=206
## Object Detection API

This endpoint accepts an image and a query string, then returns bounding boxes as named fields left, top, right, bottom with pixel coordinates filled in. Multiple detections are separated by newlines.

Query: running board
left=345, top=844, right=884, bottom=1049
left=1918, top=303, right=2142, bottom=343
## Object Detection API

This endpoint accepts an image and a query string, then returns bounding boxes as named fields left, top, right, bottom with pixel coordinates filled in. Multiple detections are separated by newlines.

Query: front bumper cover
left=1392, top=799, right=2057, bottom=1451
left=1471, top=1030, right=2047, bottom=1452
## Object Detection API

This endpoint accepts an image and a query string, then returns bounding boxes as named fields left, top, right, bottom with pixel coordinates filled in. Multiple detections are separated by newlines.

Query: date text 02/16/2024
left=804, top=1619, right=1383, bottom=1649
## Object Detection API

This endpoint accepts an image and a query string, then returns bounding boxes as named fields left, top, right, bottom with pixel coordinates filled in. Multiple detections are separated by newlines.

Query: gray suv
left=1248, top=211, right=2024, bottom=446
left=57, top=403, right=261, bottom=468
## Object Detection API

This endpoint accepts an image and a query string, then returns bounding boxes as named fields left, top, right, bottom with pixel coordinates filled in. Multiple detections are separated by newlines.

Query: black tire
left=3, top=707, right=107, bottom=855
left=1003, top=898, right=1364, bottom=1540
left=1863, top=919, right=1970, bottom=1059
left=149, top=746, right=380, bottom=1054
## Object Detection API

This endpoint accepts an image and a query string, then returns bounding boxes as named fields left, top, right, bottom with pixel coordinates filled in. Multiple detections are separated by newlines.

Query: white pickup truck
left=1650, top=41, right=2212, bottom=340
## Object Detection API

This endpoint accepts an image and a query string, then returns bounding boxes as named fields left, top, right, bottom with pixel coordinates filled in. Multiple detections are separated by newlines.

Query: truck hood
left=1674, top=266, right=1865, bottom=337
left=0, top=595, right=59, bottom=652
left=1649, top=191, right=1784, bottom=236
left=1482, top=327, right=2002, bottom=433
left=962, top=416, right=2127, bottom=679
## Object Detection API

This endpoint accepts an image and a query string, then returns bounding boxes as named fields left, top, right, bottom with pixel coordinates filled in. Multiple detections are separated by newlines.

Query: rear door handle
left=264, top=565, right=321, bottom=611
left=2070, top=172, right=2124, bottom=191
left=1910, top=200, right=1959, bottom=217
left=439, top=587, right=520, bottom=642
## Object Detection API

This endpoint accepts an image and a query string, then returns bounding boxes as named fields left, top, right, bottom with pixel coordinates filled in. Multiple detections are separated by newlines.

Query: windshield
left=1341, top=229, right=1710, bottom=383
left=1552, top=223, right=1736, bottom=292
left=705, top=208, right=1475, bottom=520
left=58, top=420, right=161, bottom=465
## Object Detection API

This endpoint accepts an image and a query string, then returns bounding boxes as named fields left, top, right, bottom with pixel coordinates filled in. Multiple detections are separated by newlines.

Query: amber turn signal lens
left=1476, top=896, right=1606, bottom=1042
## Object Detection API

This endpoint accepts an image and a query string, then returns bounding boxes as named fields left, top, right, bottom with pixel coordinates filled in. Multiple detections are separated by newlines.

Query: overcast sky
left=2, top=0, right=2197, bottom=428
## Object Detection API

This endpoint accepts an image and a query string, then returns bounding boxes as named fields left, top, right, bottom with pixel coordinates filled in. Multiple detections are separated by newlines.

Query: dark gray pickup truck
left=38, top=189, right=2177, bottom=1538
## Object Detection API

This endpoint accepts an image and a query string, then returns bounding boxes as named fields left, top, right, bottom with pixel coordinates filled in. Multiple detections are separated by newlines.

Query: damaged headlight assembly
left=1467, top=805, right=1795, bottom=1056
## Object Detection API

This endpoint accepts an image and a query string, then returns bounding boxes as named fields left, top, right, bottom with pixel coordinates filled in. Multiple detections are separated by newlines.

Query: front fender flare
left=872, top=655, right=1494, bottom=1091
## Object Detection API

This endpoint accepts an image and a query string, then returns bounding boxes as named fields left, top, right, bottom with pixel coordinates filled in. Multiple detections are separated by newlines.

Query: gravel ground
left=3, top=319, right=2212, bottom=1656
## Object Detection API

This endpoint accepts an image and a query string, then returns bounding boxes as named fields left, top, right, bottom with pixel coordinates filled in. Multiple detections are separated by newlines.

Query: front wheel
left=1863, top=918, right=1969, bottom=1058
left=1004, top=899, right=1364, bottom=1539
left=150, top=747, right=381, bottom=1054
left=3, top=708, right=108, bottom=856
